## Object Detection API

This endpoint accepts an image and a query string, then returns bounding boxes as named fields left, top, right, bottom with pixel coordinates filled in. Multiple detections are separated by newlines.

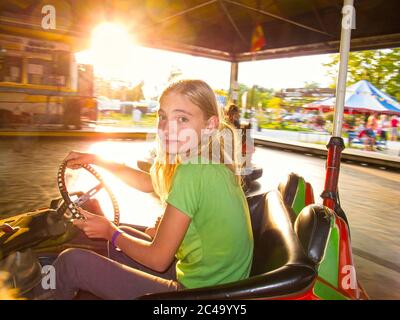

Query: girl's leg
left=53, top=248, right=179, bottom=300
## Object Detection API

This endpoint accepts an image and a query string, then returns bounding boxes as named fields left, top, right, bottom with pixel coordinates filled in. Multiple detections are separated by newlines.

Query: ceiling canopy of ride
left=0, top=0, right=400, bottom=62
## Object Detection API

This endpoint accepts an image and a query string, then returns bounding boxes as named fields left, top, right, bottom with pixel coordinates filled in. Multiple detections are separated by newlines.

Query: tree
left=324, top=48, right=400, bottom=100
left=304, top=81, right=320, bottom=89
left=237, top=83, right=274, bottom=109
left=267, top=97, right=283, bottom=110
left=214, top=88, right=228, bottom=97
left=252, top=85, right=274, bottom=109
left=126, top=81, right=144, bottom=101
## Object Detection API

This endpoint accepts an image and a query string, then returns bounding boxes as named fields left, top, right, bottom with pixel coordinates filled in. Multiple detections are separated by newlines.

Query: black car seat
left=278, top=173, right=315, bottom=223
left=139, top=191, right=332, bottom=300
left=294, top=205, right=332, bottom=265
left=298, top=204, right=359, bottom=299
left=279, top=173, right=351, bottom=232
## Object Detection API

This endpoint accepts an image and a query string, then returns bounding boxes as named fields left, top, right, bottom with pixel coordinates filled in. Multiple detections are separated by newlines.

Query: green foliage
left=324, top=48, right=400, bottom=100
left=214, top=88, right=228, bottom=97
left=323, top=112, right=356, bottom=128
left=324, top=112, right=334, bottom=123
left=237, top=83, right=274, bottom=109
left=303, top=81, right=321, bottom=89
left=267, top=97, right=283, bottom=109
left=344, top=114, right=356, bottom=127
left=99, top=112, right=157, bottom=127
left=258, top=120, right=313, bottom=132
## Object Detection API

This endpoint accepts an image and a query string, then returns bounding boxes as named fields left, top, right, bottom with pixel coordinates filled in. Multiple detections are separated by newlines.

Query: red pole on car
left=321, top=0, right=354, bottom=209
left=322, top=137, right=345, bottom=210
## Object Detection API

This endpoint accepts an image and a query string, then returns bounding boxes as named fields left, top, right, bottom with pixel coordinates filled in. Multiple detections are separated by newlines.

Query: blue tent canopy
left=306, top=80, right=400, bottom=115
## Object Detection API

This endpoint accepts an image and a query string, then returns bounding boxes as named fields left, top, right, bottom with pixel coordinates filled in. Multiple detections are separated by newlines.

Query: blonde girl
left=55, top=79, right=254, bottom=299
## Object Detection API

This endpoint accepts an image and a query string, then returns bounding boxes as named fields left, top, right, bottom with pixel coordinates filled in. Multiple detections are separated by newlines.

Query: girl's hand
left=64, top=151, right=98, bottom=170
left=72, top=208, right=117, bottom=241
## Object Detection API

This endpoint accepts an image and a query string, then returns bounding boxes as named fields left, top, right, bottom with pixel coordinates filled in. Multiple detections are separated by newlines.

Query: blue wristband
left=111, top=230, right=123, bottom=247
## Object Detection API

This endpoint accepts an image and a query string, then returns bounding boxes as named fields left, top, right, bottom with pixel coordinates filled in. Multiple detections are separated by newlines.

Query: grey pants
left=53, top=226, right=180, bottom=300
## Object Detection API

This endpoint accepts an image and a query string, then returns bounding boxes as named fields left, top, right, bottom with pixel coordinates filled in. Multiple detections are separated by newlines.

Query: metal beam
left=310, top=0, right=330, bottom=36
left=234, top=33, right=400, bottom=62
left=218, top=0, right=247, bottom=47
left=139, top=0, right=217, bottom=34
left=223, top=0, right=333, bottom=38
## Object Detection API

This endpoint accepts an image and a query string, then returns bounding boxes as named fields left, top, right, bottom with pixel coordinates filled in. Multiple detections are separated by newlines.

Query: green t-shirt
left=166, top=159, right=254, bottom=289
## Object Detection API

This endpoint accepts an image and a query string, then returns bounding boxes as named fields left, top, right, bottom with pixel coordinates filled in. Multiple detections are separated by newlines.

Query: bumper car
left=0, top=157, right=367, bottom=299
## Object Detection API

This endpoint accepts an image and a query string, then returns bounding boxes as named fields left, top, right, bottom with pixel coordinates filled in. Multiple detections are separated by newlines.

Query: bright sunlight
left=77, top=22, right=143, bottom=82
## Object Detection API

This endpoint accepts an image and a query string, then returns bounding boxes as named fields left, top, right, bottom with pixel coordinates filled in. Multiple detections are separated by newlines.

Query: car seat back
left=279, top=173, right=315, bottom=222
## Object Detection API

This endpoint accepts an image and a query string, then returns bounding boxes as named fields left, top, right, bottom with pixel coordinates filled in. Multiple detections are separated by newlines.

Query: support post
left=322, top=0, right=354, bottom=209
left=229, top=61, right=238, bottom=104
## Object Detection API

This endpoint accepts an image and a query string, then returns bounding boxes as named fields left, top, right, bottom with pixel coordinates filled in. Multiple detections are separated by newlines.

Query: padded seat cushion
left=279, top=173, right=315, bottom=222
left=294, top=205, right=333, bottom=264
left=250, top=191, right=311, bottom=276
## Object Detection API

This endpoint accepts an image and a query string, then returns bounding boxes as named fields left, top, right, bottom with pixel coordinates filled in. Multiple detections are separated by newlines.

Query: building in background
left=0, top=11, right=95, bottom=128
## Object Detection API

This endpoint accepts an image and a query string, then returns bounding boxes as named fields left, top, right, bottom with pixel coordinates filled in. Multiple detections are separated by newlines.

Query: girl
left=55, top=79, right=254, bottom=299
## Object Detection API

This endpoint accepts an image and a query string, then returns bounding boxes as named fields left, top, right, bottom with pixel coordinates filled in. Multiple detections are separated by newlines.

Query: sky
left=75, top=22, right=334, bottom=98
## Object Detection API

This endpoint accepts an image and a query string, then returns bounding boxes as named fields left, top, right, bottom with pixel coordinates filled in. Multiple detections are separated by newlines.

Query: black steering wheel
left=57, top=161, right=120, bottom=226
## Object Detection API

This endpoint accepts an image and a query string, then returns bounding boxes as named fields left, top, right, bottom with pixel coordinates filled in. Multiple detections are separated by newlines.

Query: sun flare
left=88, top=22, right=135, bottom=77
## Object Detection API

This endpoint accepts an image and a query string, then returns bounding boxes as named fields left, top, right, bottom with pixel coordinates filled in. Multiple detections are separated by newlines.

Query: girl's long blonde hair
left=151, top=79, right=243, bottom=203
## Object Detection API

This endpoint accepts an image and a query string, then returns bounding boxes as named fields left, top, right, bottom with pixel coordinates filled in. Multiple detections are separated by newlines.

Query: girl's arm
left=112, top=205, right=190, bottom=272
left=74, top=205, right=191, bottom=273
left=65, top=151, right=154, bottom=193
left=95, top=158, right=154, bottom=193
left=144, top=215, right=162, bottom=238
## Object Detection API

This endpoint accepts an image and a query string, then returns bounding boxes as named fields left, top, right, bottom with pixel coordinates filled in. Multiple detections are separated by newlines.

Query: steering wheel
left=57, top=161, right=120, bottom=226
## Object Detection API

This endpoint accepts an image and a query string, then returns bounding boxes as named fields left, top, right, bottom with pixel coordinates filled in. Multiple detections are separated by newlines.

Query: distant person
left=367, top=113, right=378, bottom=132
left=226, top=104, right=240, bottom=129
left=346, top=118, right=359, bottom=147
left=390, top=115, right=398, bottom=141
left=133, top=108, right=142, bottom=122
left=364, top=113, right=377, bottom=150
left=357, top=117, right=373, bottom=151
left=356, top=118, right=366, bottom=132
left=378, top=114, right=388, bottom=146
left=225, top=104, right=255, bottom=170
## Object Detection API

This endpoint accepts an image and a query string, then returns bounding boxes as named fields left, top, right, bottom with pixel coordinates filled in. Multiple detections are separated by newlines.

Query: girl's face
left=158, top=92, right=216, bottom=155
